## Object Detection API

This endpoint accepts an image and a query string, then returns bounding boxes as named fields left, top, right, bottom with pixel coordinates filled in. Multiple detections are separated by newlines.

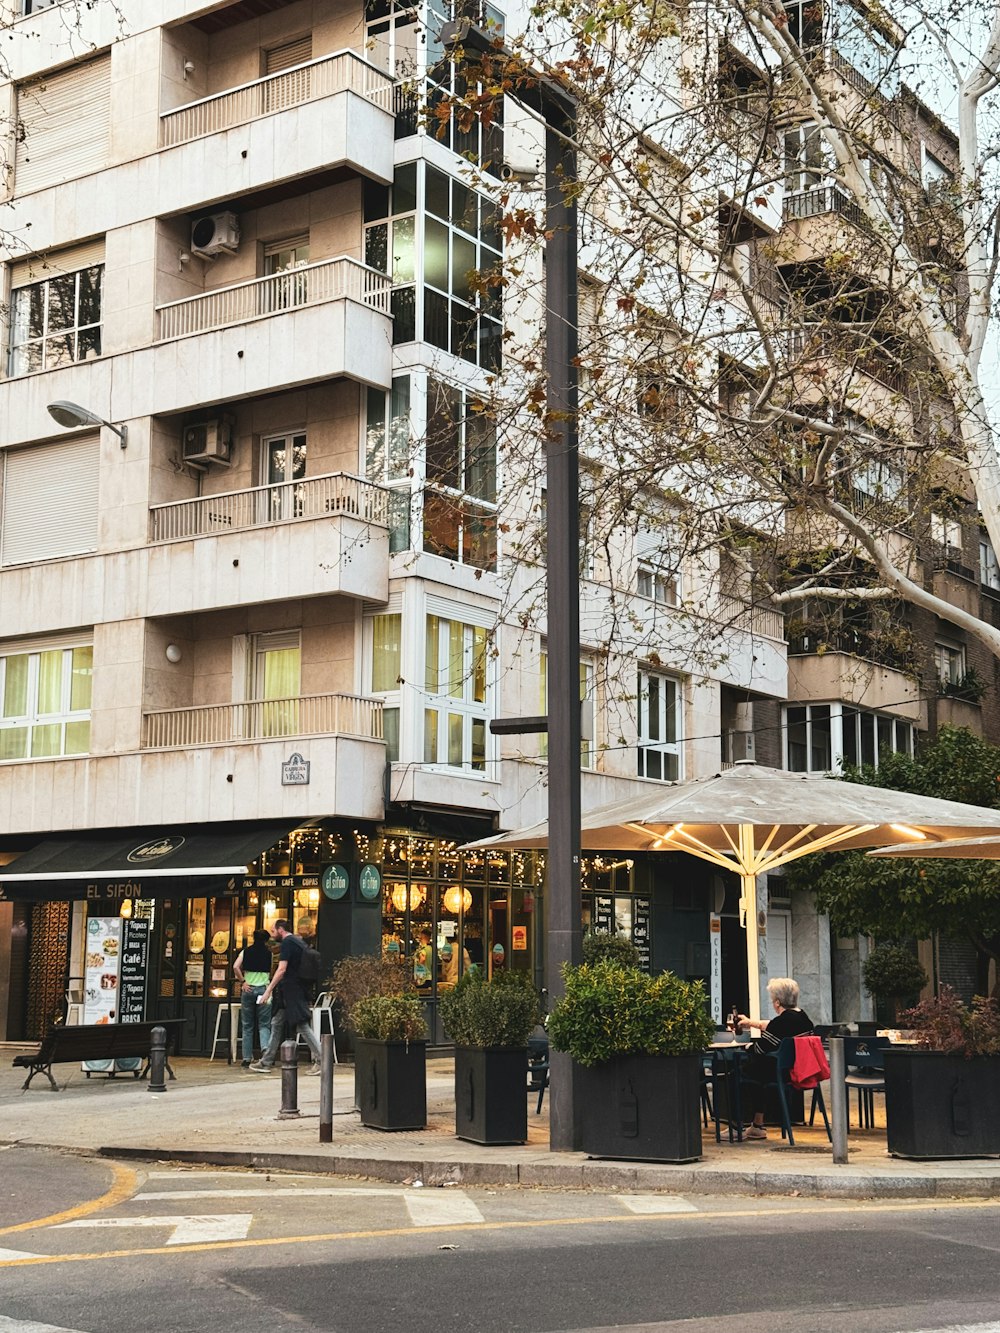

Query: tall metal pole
left=543, top=108, right=582, bottom=1152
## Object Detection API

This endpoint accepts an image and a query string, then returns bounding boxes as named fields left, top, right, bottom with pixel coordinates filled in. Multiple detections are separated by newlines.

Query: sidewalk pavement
left=2, top=1048, right=999, bottom=1201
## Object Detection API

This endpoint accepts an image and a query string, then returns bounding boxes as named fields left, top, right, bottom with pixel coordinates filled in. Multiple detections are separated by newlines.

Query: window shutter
left=264, top=36, right=312, bottom=74
left=1, top=434, right=100, bottom=566
left=15, top=56, right=111, bottom=195
left=10, top=238, right=105, bottom=290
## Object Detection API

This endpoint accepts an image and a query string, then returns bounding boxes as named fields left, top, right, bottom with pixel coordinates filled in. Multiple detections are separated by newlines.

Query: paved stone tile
left=519, top=1161, right=586, bottom=1189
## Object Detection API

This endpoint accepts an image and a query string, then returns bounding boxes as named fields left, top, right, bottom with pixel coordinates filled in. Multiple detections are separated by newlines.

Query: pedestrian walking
left=233, top=928, right=273, bottom=1068
left=249, top=919, right=323, bottom=1074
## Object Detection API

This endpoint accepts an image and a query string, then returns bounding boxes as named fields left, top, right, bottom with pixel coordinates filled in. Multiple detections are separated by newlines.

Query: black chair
left=527, top=1035, right=549, bottom=1115
left=842, top=1035, right=890, bottom=1128
left=742, top=1037, right=832, bottom=1146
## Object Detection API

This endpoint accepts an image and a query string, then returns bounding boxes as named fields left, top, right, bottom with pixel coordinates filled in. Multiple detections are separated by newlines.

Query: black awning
left=0, top=821, right=299, bottom=902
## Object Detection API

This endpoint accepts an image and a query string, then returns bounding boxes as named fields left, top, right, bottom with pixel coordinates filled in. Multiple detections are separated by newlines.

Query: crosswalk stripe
left=0, top=1248, right=45, bottom=1262
left=56, top=1215, right=253, bottom=1245
left=404, top=1192, right=486, bottom=1227
left=908, top=1326, right=1000, bottom=1332
left=618, top=1195, right=699, bottom=1215
left=0, top=1318, right=91, bottom=1332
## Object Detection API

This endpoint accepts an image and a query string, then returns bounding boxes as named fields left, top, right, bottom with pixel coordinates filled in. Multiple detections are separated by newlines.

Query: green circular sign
left=322, top=865, right=350, bottom=900
left=358, top=864, right=382, bottom=902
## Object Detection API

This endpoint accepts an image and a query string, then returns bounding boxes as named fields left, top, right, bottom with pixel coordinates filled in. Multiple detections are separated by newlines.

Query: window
left=368, top=612, right=401, bottom=761
left=934, top=639, right=966, bottom=690
left=15, top=55, right=110, bottom=195
left=637, top=670, right=682, bottom=781
left=0, top=642, right=92, bottom=760
left=422, top=378, right=497, bottom=570
left=364, top=162, right=502, bottom=368
left=248, top=631, right=301, bottom=737
left=851, top=456, right=905, bottom=507
left=263, top=432, right=306, bottom=520
left=540, top=651, right=596, bottom=768
left=22, top=1, right=61, bottom=12
left=784, top=0, right=823, bottom=50
left=785, top=702, right=914, bottom=772
left=1, top=433, right=100, bottom=566
left=9, top=254, right=103, bottom=376
left=365, top=0, right=418, bottom=82
left=424, top=614, right=489, bottom=771
left=981, top=537, right=1000, bottom=592
left=425, top=0, right=504, bottom=166
left=366, top=376, right=412, bottom=554
left=261, top=235, right=310, bottom=311
left=784, top=122, right=827, bottom=194
left=923, top=149, right=952, bottom=198
left=930, top=510, right=962, bottom=552
left=635, top=520, right=681, bottom=606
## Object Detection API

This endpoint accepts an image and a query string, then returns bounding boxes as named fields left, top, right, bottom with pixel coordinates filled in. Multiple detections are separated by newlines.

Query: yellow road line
left=0, top=1194, right=996, bottom=1269
left=0, top=1162, right=138, bottom=1238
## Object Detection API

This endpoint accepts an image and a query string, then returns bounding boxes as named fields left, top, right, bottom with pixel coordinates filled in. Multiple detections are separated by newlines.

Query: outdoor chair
left=527, top=1034, right=549, bottom=1114
left=742, top=1036, right=832, bottom=1146
left=841, top=1035, right=890, bottom=1128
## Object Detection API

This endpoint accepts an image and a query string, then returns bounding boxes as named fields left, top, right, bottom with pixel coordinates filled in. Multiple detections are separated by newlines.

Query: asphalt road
left=1, top=1149, right=999, bottom=1333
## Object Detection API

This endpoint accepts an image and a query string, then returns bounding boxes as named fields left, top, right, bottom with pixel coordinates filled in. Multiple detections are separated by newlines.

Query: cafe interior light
left=390, top=883, right=426, bottom=912
left=119, top=898, right=133, bottom=919
left=443, top=885, right=473, bottom=914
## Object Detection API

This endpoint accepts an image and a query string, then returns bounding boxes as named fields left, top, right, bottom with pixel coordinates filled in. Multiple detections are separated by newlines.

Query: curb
left=95, top=1145, right=1000, bottom=1201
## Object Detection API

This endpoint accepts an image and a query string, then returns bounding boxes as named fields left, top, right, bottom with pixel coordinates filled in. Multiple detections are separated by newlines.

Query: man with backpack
left=249, top=919, right=323, bottom=1074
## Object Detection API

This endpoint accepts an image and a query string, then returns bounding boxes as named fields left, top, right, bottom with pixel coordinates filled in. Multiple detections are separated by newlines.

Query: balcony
left=142, top=693, right=382, bottom=750
left=787, top=651, right=923, bottom=722
left=149, top=472, right=388, bottom=543
left=160, top=51, right=395, bottom=148
left=783, top=187, right=869, bottom=229
left=156, top=257, right=390, bottom=342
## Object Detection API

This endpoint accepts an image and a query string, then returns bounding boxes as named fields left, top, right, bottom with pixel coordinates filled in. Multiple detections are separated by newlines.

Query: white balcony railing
left=160, top=50, right=396, bottom=147
left=156, top=256, right=390, bottom=341
left=142, top=692, right=384, bottom=750
left=149, top=471, right=390, bottom=543
left=717, top=595, right=786, bottom=643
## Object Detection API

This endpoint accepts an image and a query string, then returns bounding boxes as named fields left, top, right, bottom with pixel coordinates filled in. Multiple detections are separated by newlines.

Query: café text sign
left=281, top=752, right=311, bottom=786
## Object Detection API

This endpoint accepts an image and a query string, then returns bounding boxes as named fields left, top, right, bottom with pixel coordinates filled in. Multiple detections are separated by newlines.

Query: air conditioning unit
left=182, top=416, right=234, bottom=465
left=190, top=211, right=240, bottom=259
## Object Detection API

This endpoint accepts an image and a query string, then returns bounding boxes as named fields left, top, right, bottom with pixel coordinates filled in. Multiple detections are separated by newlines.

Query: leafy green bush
left=548, top=960, right=715, bottom=1066
left=581, top=930, right=642, bottom=969
left=901, top=986, right=1000, bottom=1058
left=350, top=993, right=428, bottom=1042
left=328, top=954, right=414, bottom=1023
left=862, top=943, right=928, bottom=1000
left=438, top=969, right=541, bottom=1048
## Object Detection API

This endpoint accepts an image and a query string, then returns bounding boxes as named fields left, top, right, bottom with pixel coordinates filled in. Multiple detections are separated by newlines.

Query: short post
left=829, top=1037, right=848, bottom=1164
left=279, top=1039, right=300, bottom=1119
left=148, top=1026, right=167, bottom=1094
left=319, top=1033, right=335, bottom=1143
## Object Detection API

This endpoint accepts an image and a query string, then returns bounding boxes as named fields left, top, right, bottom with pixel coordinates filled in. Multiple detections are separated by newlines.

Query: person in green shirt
left=234, top=929, right=273, bottom=1068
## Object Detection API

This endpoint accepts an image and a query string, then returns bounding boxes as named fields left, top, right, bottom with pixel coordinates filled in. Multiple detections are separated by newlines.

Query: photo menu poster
left=119, top=918, right=150, bottom=1024
left=83, top=917, right=121, bottom=1025
left=632, top=897, right=652, bottom=973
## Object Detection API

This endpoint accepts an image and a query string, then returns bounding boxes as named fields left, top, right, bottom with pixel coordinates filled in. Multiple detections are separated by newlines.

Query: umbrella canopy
left=869, top=834, right=1000, bottom=860
left=467, top=761, right=1000, bottom=1019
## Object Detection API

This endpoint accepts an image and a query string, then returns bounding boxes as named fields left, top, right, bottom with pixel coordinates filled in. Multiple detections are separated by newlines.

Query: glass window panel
left=0, top=725, right=27, bottom=759
left=424, top=708, right=439, bottom=762
left=3, top=655, right=28, bottom=718
left=451, top=233, right=477, bottom=304
left=391, top=286, right=415, bottom=341
left=394, top=162, right=417, bottom=214
left=426, top=615, right=440, bottom=693
left=464, top=509, right=497, bottom=571
left=43, top=333, right=75, bottom=370
left=365, top=223, right=388, bottom=273
left=426, top=380, right=461, bottom=487
left=364, top=179, right=390, bottom=221
left=842, top=708, right=859, bottom=767
left=366, top=386, right=386, bottom=479
left=663, top=679, right=677, bottom=744
left=663, top=752, right=680, bottom=780
left=647, top=676, right=660, bottom=741
left=452, top=180, right=476, bottom=234
left=391, top=217, right=415, bottom=283
left=479, top=317, right=502, bottom=372
left=424, top=218, right=450, bottom=291
left=472, top=627, right=487, bottom=702
left=423, top=491, right=461, bottom=560
left=388, top=375, right=411, bottom=477
left=471, top=718, right=486, bottom=770
left=448, top=620, right=464, bottom=698
left=383, top=706, right=399, bottom=762
left=426, top=165, right=450, bottom=220
left=480, top=199, right=501, bottom=250
left=424, top=287, right=449, bottom=351
left=861, top=712, right=876, bottom=767
left=36, top=650, right=63, bottom=715
left=30, top=722, right=62, bottom=757
left=77, top=325, right=101, bottom=360
left=14, top=285, right=44, bottom=341
left=70, top=646, right=93, bottom=711
left=787, top=706, right=808, bottom=771
left=64, top=719, right=90, bottom=755
left=448, top=712, right=464, bottom=766
left=451, top=303, right=478, bottom=362
left=877, top=716, right=893, bottom=757
left=372, top=614, right=402, bottom=692
left=45, top=274, right=77, bottom=332
left=78, top=267, right=102, bottom=325
left=810, top=703, right=831, bottom=771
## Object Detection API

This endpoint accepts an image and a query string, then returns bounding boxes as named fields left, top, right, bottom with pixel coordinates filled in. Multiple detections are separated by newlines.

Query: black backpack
left=297, top=943, right=322, bottom=983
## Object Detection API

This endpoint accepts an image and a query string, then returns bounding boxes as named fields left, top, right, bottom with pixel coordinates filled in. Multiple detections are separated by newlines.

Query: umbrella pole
left=742, top=871, right=764, bottom=1024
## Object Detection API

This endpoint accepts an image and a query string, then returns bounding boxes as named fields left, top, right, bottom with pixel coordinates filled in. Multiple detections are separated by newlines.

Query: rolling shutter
left=1, top=434, right=100, bottom=566
left=264, top=35, right=312, bottom=74
left=9, top=238, right=105, bottom=291
left=15, top=55, right=111, bottom=196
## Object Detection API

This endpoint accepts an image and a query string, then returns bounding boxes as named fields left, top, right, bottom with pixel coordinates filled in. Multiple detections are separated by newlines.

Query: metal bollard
left=829, top=1037, right=848, bottom=1164
left=319, top=1033, right=335, bottom=1143
left=279, top=1039, right=300, bottom=1118
left=148, top=1026, right=167, bottom=1094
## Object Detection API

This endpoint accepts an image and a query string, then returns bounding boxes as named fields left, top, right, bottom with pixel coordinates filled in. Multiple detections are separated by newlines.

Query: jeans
left=257, top=1009, right=322, bottom=1067
left=241, top=985, right=272, bottom=1062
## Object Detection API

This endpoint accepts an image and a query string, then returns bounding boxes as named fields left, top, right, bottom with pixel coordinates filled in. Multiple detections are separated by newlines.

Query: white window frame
left=784, top=701, right=915, bottom=773
left=0, top=640, right=93, bottom=761
left=934, top=639, right=966, bottom=689
left=365, top=610, right=402, bottom=762
left=637, top=668, right=682, bottom=781
left=636, top=560, right=680, bottom=607
left=9, top=260, right=104, bottom=377
left=980, top=537, right=1000, bottom=592
left=539, top=648, right=597, bottom=769
left=931, top=510, right=962, bottom=551
left=423, top=614, right=491, bottom=772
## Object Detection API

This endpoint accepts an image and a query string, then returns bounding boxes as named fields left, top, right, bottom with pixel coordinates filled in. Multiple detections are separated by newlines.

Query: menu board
left=594, top=895, right=614, bottom=933
left=119, top=919, right=149, bottom=1024
left=632, top=896, right=651, bottom=973
left=83, top=917, right=121, bottom=1025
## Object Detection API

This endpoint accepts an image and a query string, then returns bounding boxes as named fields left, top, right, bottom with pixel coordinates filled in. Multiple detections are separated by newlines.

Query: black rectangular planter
left=884, top=1050, right=1000, bottom=1159
left=355, top=1038, right=427, bottom=1131
left=454, top=1046, right=528, bottom=1145
left=577, top=1053, right=703, bottom=1163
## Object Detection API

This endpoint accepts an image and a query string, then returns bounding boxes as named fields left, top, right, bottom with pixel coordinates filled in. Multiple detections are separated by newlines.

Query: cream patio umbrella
left=869, top=834, right=1000, bottom=859
left=466, top=761, right=1000, bottom=1020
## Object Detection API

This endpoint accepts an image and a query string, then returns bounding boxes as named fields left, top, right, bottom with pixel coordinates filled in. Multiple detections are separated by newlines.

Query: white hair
left=767, top=977, right=800, bottom=1009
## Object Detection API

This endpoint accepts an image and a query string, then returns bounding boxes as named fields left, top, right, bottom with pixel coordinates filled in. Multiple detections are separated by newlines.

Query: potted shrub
left=329, top=954, right=415, bottom=1105
left=862, top=943, right=928, bottom=1024
left=350, top=993, right=428, bottom=1131
left=548, top=959, right=715, bottom=1162
left=884, top=987, right=1000, bottom=1159
left=439, top=970, right=541, bottom=1145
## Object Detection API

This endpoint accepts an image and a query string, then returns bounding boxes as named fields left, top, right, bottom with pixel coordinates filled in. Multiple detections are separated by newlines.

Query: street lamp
left=47, top=399, right=128, bottom=449
left=443, top=20, right=583, bottom=1150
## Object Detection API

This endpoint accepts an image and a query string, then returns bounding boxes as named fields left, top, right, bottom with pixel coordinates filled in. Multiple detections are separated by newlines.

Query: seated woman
left=736, top=977, right=813, bottom=1141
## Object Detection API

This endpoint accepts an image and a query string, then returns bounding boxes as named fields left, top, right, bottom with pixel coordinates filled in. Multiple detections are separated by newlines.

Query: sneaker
left=308, top=1062, right=322, bottom=1075
left=248, top=1061, right=273, bottom=1073
left=241, top=1059, right=251, bottom=1068
left=744, top=1125, right=767, bottom=1140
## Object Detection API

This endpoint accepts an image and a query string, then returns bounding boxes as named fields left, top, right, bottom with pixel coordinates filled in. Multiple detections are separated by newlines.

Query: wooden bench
left=13, top=1019, right=187, bottom=1091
